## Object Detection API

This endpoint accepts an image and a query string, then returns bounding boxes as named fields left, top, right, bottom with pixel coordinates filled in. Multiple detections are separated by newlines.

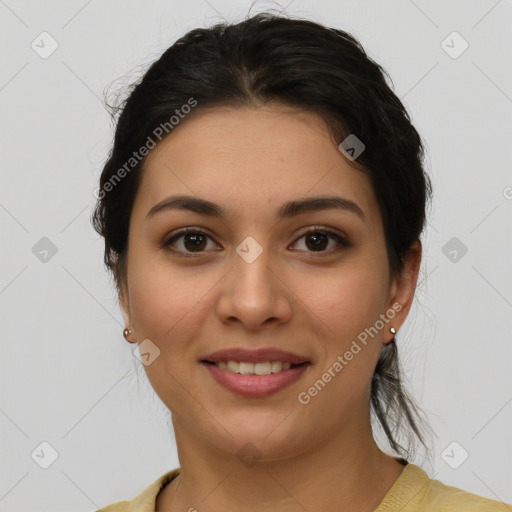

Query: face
left=120, top=103, right=420, bottom=461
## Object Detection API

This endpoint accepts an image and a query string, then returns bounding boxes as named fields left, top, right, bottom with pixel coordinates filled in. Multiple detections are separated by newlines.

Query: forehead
left=133, top=105, right=381, bottom=227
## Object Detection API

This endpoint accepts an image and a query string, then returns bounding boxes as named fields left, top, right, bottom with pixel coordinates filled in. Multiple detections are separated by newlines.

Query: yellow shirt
left=97, top=463, right=512, bottom=511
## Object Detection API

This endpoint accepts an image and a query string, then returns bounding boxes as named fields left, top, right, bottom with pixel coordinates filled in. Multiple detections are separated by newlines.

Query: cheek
left=127, top=256, right=215, bottom=342
left=126, top=263, right=210, bottom=406
left=299, top=261, right=390, bottom=343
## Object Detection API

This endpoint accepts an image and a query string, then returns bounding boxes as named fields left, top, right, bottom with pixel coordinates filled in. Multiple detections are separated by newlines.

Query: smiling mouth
left=201, top=360, right=309, bottom=375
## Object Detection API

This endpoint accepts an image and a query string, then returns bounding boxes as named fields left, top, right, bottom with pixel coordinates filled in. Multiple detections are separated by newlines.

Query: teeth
left=239, top=362, right=254, bottom=375
left=271, top=361, right=282, bottom=373
left=255, top=362, right=271, bottom=375
left=213, top=360, right=293, bottom=374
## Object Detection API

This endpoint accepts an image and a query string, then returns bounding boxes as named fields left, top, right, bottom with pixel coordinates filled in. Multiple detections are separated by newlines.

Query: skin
left=119, top=103, right=422, bottom=512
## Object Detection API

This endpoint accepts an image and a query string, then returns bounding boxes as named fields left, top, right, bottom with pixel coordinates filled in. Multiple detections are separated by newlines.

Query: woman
left=92, top=12, right=512, bottom=512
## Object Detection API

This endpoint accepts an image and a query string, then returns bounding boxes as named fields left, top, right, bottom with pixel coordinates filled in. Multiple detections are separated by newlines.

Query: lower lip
left=202, top=362, right=310, bottom=397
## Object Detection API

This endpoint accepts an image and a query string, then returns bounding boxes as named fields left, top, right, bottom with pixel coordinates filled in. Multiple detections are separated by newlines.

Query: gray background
left=1, top=0, right=511, bottom=510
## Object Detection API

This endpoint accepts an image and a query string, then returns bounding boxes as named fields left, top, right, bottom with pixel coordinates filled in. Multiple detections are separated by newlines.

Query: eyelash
left=160, top=226, right=350, bottom=259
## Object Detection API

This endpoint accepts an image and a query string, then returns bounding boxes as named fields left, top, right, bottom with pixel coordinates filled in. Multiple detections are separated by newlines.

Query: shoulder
left=376, top=463, right=512, bottom=512
left=420, top=476, right=512, bottom=511
left=96, top=468, right=180, bottom=512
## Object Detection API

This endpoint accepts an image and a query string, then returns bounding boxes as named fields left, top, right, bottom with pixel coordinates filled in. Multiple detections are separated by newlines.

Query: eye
left=161, top=228, right=220, bottom=258
left=161, top=226, right=350, bottom=259
left=290, top=227, right=349, bottom=255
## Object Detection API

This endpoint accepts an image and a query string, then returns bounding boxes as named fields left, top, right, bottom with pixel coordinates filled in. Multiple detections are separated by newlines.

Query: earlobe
left=120, top=310, right=136, bottom=342
left=123, top=327, right=136, bottom=343
left=383, top=325, right=397, bottom=345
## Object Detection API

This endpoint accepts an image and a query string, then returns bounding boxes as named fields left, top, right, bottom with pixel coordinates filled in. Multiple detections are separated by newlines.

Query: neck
left=156, top=413, right=406, bottom=512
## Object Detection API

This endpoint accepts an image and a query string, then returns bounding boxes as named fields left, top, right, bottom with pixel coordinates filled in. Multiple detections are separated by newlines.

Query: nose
left=215, top=241, right=293, bottom=331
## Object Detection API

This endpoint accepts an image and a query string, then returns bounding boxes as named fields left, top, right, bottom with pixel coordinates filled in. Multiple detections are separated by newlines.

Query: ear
left=118, top=279, right=136, bottom=343
left=384, top=240, right=422, bottom=344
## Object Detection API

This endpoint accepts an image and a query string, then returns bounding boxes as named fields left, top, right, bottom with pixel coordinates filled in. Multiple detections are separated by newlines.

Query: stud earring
left=390, top=327, right=396, bottom=334
left=123, top=328, right=132, bottom=339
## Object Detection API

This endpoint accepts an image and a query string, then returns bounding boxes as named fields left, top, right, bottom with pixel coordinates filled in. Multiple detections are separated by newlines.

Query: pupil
left=185, top=233, right=206, bottom=251
left=306, top=233, right=327, bottom=251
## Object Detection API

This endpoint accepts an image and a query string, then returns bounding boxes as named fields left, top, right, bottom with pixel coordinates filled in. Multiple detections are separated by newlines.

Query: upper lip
left=201, top=348, right=310, bottom=364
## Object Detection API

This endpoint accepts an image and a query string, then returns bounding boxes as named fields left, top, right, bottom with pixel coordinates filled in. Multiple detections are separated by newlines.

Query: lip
left=201, top=347, right=310, bottom=364
left=202, top=361, right=310, bottom=397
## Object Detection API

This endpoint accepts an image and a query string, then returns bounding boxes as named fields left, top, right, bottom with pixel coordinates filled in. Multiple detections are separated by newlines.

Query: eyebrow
left=146, top=194, right=366, bottom=222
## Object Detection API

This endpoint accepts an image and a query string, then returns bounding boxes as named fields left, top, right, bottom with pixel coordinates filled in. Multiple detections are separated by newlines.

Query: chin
left=201, top=414, right=312, bottom=462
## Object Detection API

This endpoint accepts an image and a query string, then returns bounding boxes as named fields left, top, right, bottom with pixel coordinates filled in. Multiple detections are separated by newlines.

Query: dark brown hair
left=92, top=12, right=433, bottom=458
